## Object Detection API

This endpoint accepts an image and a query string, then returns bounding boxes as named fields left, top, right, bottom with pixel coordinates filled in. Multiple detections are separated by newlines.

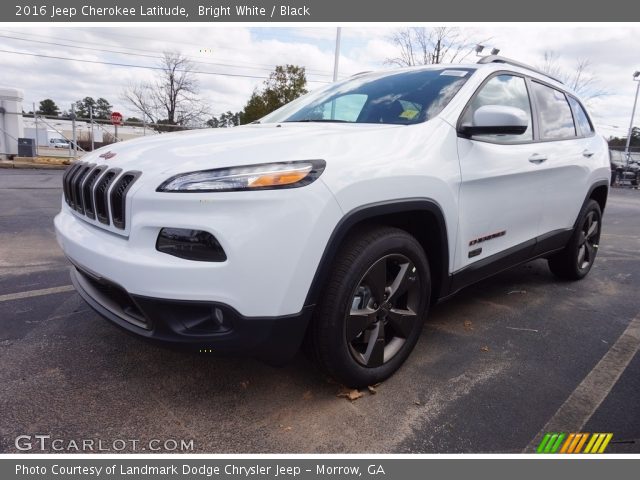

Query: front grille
left=62, top=162, right=140, bottom=230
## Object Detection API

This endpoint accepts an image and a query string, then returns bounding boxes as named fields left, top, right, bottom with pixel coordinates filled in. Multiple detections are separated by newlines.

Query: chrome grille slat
left=82, top=166, right=106, bottom=220
left=62, top=162, right=141, bottom=232
left=94, top=168, right=121, bottom=225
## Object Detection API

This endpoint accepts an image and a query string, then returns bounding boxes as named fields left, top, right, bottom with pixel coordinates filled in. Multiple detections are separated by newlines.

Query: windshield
left=261, top=67, right=475, bottom=125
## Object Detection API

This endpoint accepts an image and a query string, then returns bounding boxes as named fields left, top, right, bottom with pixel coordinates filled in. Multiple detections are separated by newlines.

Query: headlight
left=157, top=160, right=326, bottom=192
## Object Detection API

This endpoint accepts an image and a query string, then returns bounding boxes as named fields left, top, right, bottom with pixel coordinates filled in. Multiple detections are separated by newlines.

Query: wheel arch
left=588, top=181, right=609, bottom=214
left=304, top=199, right=450, bottom=308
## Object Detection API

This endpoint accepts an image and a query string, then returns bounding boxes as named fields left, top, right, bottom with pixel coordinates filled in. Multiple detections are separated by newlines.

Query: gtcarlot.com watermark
left=15, top=435, right=194, bottom=452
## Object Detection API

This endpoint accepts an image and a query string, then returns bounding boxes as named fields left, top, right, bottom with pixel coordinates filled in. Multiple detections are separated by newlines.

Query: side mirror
left=460, top=105, right=529, bottom=136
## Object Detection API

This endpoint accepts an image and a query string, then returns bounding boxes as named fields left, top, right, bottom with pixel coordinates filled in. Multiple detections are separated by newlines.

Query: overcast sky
left=1, top=25, right=639, bottom=137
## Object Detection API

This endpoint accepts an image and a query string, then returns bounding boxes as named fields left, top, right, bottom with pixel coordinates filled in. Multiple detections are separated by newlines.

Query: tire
left=309, top=226, right=431, bottom=388
left=548, top=199, right=602, bottom=280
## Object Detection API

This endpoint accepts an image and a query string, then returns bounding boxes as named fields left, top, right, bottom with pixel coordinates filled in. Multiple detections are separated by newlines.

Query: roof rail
left=477, top=55, right=564, bottom=84
left=350, top=71, right=372, bottom=77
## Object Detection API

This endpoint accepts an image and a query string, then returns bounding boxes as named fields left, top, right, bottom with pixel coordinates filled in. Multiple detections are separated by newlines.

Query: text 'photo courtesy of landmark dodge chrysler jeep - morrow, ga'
left=55, top=56, right=610, bottom=387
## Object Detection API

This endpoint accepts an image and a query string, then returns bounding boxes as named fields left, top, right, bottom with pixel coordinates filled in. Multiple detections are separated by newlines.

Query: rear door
left=527, top=82, right=592, bottom=239
left=455, top=73, right=544, bottom=272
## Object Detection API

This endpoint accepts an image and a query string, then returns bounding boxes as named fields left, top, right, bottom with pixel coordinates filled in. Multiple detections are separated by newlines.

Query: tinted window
left=532, top=82, right=576, bottom=139
left=262, top=68, right=474, bottom=125
left=461, top=74, right=533, bottom=143
left=568, top=96, right=594, bottom=137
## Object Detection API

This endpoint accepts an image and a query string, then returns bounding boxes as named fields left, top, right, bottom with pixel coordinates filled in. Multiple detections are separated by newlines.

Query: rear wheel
left=548, top=199, right=602, bottom=280
left=309, top=226, right=431, bottom=388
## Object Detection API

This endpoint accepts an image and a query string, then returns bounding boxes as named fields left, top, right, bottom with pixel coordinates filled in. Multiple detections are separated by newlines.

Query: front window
left=261, top=68, right=475, bottom=125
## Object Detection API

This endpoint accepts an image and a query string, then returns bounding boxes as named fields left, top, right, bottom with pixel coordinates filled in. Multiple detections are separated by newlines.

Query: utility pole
left=330, top=27, right=342, bottom=120
left=333, top=27, right=342, bottom=82
left=32, top=102, right=38, bottom=156
left=89, top=105, right=95, bottom=151
left=624, top=72, right=640, bottom=168
left=70, top=103, right=77, bottom=158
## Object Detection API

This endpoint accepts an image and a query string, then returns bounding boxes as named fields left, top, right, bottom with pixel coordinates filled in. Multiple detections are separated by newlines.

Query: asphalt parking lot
left=0, top=169, right=638, bottom=454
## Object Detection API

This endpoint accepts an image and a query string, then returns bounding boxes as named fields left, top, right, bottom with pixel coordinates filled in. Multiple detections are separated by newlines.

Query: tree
left=239, top=65, right=308, bottom=124
left=125, top=117, right=143, bottom=125
left=74, top=97, right=96, bottom=118
left=207, top=111, right=240, bottom=128
left=37, top=99, right=60, bottom=117
left=123, top=51, right=209, bottom=129
left=386, top=27, right=486, bottom=67
left=94, top=98, right=113, bottom=120
left=609, top=127, right=640, bottom=149
left=538, top=51, right=607, bottom=101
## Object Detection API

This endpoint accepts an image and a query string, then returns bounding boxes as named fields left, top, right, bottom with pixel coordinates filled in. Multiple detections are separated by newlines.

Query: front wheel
left=309, top=226, right=431, bottom=388
left=548, top=199, right=602, bottom=280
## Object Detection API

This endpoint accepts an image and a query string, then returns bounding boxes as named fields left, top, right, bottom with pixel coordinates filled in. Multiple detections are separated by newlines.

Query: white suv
left=55, top=56, right=610, bottom=387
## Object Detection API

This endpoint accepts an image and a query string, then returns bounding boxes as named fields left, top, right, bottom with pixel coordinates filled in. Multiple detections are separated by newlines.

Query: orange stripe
left=568, top=434, right=582, bottom=453
left=575, top=433, right=589, bottom=453
left=598, top=434, right=613, bottom=453
left=560, top=433, right=576, bottom=453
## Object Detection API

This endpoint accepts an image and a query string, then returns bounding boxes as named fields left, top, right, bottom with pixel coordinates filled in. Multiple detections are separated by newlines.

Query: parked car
left=49, top=138, right=71, bottom=149
left=55, top=56, right=610, bottom=387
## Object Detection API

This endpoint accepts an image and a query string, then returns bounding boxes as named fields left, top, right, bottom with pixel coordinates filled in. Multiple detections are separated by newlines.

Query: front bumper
left=71, top=266, right=312, bottom=362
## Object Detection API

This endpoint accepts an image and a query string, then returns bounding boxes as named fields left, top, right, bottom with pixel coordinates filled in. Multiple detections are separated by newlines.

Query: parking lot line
left=524, top=313, right=640, bottom=452
left=0, top=285, right=74, bottom=303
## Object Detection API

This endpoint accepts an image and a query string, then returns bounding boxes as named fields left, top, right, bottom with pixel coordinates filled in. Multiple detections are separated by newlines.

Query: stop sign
left=111, top=112, right=123, bottom=126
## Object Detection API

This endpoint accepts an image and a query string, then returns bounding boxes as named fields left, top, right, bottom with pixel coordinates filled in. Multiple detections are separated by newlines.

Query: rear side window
left=531, top=82, right=576, bottom=139
left=460, top=74, right=533, bottom=143
left=568, top=96, right=594, bottom=137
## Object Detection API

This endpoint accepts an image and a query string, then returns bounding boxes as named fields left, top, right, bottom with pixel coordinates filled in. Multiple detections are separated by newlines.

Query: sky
left=1, top=25, right=639, bottom=138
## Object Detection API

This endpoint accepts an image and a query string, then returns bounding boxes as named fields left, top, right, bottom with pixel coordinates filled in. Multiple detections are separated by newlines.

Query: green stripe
left=544, top=434, right=559, bottom=453
left=550, top=433, right=566, bottom=453
left=537, top=433, right=552, bottom=453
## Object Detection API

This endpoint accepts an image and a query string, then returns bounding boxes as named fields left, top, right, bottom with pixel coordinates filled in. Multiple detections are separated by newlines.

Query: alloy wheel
left=577, top=210, right=600, bottom=271
left=346, top=254, right=422, bottom=367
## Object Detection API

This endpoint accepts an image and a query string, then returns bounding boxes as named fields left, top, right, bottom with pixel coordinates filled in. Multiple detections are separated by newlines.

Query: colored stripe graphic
left=597, top=434, right=613, bottom=453
left=573, top=433, right=589, bottom=453
left=560, top=433, right=575, bottom=453
left=537, top=433, right=612, bottom=453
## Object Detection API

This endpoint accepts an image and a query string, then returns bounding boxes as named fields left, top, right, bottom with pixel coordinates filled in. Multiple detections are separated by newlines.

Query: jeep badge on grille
left=99, top=151, right=117, bottom=160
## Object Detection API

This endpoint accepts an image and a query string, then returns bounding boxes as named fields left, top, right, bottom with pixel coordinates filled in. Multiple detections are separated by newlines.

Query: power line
left=0, top=48, right=331, bottom=83
left=0, top=28, right=337, bottom=76
left=0, top=33, right=335, bottom=78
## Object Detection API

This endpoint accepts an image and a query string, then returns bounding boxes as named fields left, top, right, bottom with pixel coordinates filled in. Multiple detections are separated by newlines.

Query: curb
left=0, top=161, right=69, bottom=170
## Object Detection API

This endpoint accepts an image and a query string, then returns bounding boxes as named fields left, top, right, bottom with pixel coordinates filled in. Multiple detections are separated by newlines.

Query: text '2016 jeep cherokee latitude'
left=55, top=56, right=610, bottom=387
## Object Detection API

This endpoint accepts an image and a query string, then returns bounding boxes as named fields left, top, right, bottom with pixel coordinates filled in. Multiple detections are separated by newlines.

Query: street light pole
left=624, top=71, right=640, bottom=167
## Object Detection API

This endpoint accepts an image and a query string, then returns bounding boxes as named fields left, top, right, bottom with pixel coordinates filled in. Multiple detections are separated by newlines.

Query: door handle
left=528, top=153, right=548, bottom=164
left=582, top=149, right=594, bottom=158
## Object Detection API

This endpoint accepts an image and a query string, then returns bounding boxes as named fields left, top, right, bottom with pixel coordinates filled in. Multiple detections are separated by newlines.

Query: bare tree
left=386, top=27, right=487, bottom=67
left=123, top=52, right=209, bottom=128
left=539, top=51, right=607, bottom=101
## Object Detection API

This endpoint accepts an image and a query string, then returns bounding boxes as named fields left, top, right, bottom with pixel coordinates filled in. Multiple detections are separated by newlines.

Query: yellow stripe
left=584, top=434, right=599, bottom=453
left=574, top=433, right=589, bottom=453
left=590, top=434, right=606, bottom=453
left=597, top=434, right=613, bottom=453
left=560, top=433, right=576, bottom=453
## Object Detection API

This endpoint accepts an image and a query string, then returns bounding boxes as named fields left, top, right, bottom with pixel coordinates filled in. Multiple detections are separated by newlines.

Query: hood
left=82, top=122, right=408, bottom=178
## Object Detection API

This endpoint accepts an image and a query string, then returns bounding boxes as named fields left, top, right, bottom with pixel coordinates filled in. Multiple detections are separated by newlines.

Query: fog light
left=156, top=228, right=227, bottom=262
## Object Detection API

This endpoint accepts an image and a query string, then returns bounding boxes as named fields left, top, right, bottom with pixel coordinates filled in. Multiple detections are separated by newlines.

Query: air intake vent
left=110, top=171, right=141, bottom=230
